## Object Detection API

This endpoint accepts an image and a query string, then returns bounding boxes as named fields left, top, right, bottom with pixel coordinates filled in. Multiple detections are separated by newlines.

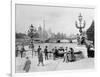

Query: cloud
left=16, top=4, right=94, bottom=35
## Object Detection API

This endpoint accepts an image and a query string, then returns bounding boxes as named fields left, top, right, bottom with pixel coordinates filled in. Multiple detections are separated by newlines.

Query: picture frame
left=11, top=0, right=95, bottom=77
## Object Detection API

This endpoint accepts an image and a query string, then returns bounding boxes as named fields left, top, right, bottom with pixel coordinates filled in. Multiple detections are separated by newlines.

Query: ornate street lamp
left=28, top=24, right=36, bottom=58
left=75, top=13, right=86, bottom=35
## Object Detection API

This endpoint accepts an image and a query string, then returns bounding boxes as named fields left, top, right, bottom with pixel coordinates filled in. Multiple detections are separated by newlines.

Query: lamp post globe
left=75, top=13, right=86, bottom=35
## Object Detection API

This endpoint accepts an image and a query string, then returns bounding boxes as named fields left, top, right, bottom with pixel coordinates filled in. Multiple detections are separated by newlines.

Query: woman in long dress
left=63, top=47, right=68, bottom=62
left=67, top=49, right=71, bottom=62
left=69, top=48, right=75, bottom=62
left=23, top=57, right=31, bottom=72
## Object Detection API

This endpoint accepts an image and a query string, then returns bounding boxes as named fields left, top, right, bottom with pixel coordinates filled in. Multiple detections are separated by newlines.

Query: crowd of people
left=15, top=33, right=95, bottom=72
left=16, top=44, right=77, bottom=72
left=15, top=35, right=94, bottom=72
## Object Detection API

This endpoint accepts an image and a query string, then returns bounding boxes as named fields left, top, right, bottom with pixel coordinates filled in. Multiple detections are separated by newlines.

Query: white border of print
left=11, top=0, right=96, bottom=77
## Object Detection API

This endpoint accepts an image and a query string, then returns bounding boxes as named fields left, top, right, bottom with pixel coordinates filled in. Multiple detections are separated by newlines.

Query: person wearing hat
left=37, top=46, right=44, bottom=66
left=20, top=45, right=25, bottom=58
left=23, top=57, right=31, bottom=72
left=37, top=45, right=41, bottom=56
left=69, top=48, right=75, bottom=62
left=53, top=47, right=58, bottom=60
left=44, top=46, right=48, bottom=60
left=63, top=47, right=68, bottom=62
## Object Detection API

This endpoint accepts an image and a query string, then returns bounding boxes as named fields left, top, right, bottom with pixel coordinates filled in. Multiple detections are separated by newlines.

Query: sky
left=15, top=4, right=94, bottom=36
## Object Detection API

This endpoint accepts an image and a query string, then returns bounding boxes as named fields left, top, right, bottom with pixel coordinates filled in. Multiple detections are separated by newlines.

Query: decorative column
left=75, top=13, right=86, bottom=45
left=28, top=24, right=36, bottom=58
left=75, top=13, right=86, bottom=35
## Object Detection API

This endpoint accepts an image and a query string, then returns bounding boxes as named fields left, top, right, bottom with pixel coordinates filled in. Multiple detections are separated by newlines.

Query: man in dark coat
left=37, top=46, right=44, bottom=66
left=53, top=47, right=58, bottom=60
left=20, top=45, right=25, bottom=58
left=44, top=46, right=48, bottom=60
left=37, top=45, right=41, bottom=56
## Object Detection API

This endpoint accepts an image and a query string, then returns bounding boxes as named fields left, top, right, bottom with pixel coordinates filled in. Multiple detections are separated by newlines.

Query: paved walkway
left=16, top=51, right=94, bottom=73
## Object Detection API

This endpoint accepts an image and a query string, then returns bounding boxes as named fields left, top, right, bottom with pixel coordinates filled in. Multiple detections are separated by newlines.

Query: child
left=23, top=57, right=31, bottom=72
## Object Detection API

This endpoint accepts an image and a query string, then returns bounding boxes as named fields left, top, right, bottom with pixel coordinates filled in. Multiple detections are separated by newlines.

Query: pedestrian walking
left=31, top=42, right=34, bottom=57
left=69, top=48, right=75, bottom=62
left=16, top=45, right=19, bottom=57
left=63, top=47, right=68, bottom=62
left=44, top=46, right=48, bottom=60
left=37, top=46, right=44, bottom=66
left=53, top=47, right=58, bottom=60
left=20, top=45, right=25, bottom=58
left=23, top=57, right=31, bottom=72
left=37, top=45, right=41, bottom=56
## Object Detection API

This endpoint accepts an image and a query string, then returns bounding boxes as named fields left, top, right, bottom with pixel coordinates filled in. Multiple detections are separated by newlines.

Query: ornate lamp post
left=28, top=24, right=36, bottom=58
left=75, top=13, right=86, bottom=35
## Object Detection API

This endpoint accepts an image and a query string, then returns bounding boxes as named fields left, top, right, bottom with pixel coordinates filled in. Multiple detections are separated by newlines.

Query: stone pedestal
left=75, top=46, right=87, bottom=58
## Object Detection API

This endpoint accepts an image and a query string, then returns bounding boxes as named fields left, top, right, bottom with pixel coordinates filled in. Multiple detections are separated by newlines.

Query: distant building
left=60, top=39, right=69, bottom=43
left=38, top=26, right=43, bottom=39
left=37, top=25, right=48, bottom=42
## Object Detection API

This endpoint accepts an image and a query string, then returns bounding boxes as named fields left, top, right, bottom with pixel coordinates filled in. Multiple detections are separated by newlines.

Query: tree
left=16, top=32, right=26, bottom=39
left=86, top=20, right=94, bottom=45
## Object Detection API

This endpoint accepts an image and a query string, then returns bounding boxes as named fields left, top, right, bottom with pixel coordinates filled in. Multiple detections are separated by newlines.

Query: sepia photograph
left=15, top=4, right=95, bottom=73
